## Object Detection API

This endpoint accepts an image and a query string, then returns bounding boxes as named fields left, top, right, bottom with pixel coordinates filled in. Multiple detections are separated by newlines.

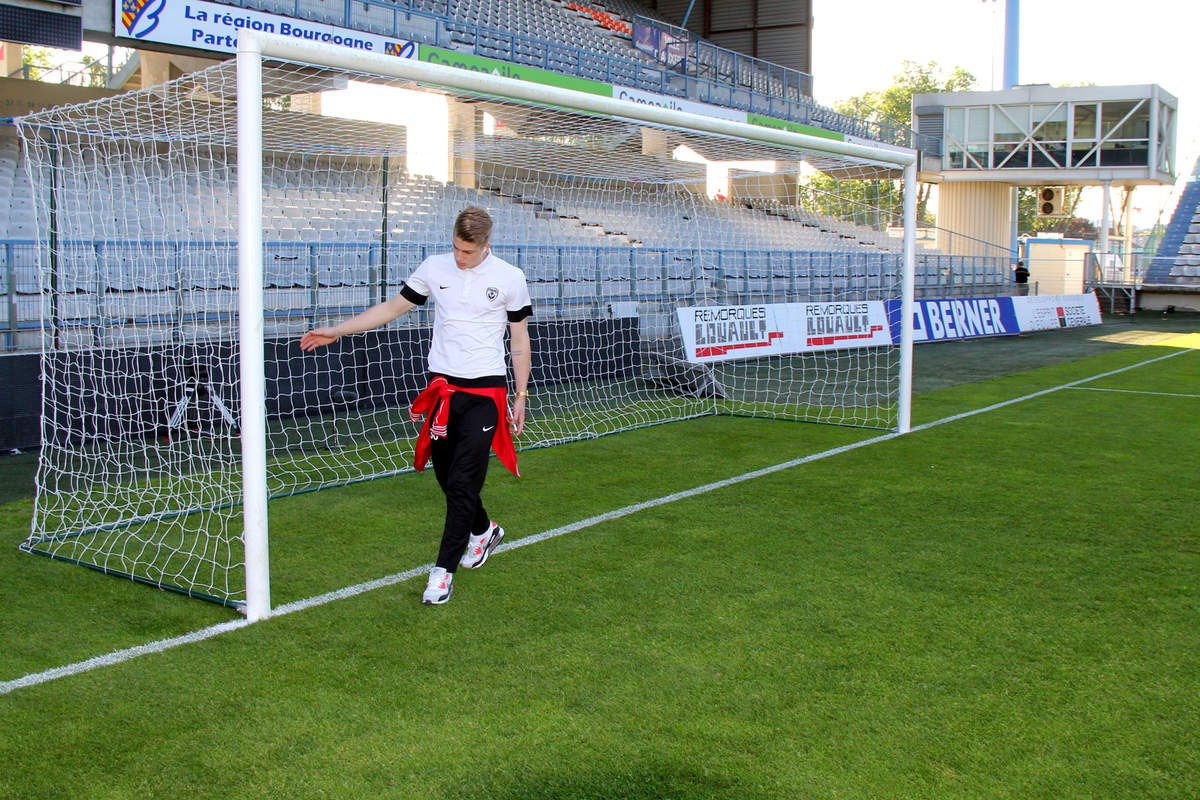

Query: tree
left=21, top=45, right=108, bottom=88
left=1016, top=186, right=1087, bottom=236
left=19, top=46, right=55, bottom=80
left=840, top=60, right=975, bottom=136
left=802, top=61, right=975, bottom=226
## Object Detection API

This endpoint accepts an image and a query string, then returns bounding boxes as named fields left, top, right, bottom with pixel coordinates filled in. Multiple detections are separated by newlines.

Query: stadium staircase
left=1144, top=157, right=1200, bottom=286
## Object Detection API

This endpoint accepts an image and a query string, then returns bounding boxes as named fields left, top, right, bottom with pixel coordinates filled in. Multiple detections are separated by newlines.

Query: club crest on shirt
left=486, top=287, right=499, bottom=302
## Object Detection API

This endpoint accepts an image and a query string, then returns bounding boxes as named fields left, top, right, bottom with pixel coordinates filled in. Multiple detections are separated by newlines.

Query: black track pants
left=431, top=391, right=497, bottom=571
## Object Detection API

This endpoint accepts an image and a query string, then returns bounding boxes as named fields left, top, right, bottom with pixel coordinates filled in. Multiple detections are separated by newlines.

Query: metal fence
left=2, top=238, right=1012, bottom=353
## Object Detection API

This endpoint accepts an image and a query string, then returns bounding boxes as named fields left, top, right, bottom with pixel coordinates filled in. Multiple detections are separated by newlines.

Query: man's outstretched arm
left=299, top=294, right=417, bottom=351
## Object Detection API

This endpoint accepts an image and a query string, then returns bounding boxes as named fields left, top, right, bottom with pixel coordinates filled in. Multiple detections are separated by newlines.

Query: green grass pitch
left=1, top=312, right=1197, bottom=799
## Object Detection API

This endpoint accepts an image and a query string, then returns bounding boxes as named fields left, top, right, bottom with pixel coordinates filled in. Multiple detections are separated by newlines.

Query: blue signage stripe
left=887, top=297, right=1019, bottom=343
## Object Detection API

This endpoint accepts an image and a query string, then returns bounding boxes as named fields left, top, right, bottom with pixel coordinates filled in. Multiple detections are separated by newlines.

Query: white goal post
left=17, top=31, right=915, bottom=621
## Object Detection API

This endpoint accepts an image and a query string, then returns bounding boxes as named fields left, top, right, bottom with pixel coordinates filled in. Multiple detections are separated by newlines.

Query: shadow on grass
left=0, top=449, right=37, bottom=506
left=911, top=310, right=1199, bottom=394
left=458, top=764, right=751, bottom=800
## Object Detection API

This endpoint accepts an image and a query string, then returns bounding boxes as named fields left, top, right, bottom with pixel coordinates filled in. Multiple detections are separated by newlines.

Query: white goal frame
left=235, top=30, right=918, bottom=622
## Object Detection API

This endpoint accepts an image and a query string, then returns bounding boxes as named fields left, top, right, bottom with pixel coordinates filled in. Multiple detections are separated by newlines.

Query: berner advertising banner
left=677, top=301, right=892, bottom=363
left=116, top=0, right=416, bottom=57
left=906, top=296, right=1020, bottom=343
left=903, top=293, right=1101, bottom=343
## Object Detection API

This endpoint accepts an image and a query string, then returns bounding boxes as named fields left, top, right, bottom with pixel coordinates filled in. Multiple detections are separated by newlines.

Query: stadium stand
left=479, top=179, right=902, bottom=254
left=1145, top=157, right=1200, bottom=286
left=440, top=0, right=642, bottom=62
left=589, top=0, right=675, bottom=25
left=0, top=125, right=1002, bottom=354
left=0, top=132, right=36, bottom=241
left=341, top=0, right=654, bottom=65
left=0, top=0, right=997, bottom=353
left=564, top=2, right=632, bottom=35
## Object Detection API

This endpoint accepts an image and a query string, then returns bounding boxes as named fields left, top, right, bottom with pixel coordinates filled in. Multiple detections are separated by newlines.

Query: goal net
left=16, top=34, right=914, bottom=615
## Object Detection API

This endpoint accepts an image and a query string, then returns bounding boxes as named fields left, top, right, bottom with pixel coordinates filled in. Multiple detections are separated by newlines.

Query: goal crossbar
left=237, top=32, right=916, bottom=170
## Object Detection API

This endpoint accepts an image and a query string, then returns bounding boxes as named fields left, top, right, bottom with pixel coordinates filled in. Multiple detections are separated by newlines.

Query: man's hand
left=510, top=395, right=527, bottom=437
left=299, top=327, right=338, bottom=352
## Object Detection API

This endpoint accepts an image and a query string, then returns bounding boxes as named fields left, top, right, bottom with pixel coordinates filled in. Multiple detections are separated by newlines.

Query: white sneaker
left=422, top=567, right=453, bottom=605
left=459, top=521, right=504, bottom=569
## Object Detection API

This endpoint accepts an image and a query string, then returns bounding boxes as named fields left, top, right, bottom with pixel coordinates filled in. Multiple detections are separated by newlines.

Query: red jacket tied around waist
left=409, top=376, right=520, bottom=477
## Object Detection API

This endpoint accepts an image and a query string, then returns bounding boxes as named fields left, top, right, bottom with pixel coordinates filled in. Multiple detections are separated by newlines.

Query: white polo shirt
left=401, top=250, right=532, bottom=379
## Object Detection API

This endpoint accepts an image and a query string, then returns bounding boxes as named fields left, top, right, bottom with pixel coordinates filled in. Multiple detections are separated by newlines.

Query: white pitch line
left=0, top=619, right=252, bottom=695
left=3, top=346, right=1195, bottom=696
left=909, top=347, right=1196, bottom=433
left=1068, top=386, right=1200, bottom=400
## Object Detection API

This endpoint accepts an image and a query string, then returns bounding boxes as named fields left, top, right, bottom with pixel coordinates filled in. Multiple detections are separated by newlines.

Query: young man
left=299, top=206, right=532, bottom=605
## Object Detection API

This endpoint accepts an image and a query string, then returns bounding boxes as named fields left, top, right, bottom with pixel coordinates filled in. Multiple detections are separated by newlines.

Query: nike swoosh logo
left=439, top=285, right=449, bottom=289
left=482, top=425, right=495, bottom=432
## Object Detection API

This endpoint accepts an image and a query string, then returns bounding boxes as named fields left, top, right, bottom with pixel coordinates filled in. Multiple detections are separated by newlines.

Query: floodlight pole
left=237, top=35, right=271, bottom=623
left=1004, top=0, right=1021, bottom=258
left=1003, top=0, right=1020, bottom=91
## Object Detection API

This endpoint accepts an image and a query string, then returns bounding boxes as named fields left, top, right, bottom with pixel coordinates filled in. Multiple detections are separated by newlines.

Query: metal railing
left=1085, top=250, right=1150, bottom=287
left=8, top=62, right=104, bottom=87
left=631, top=15, right=811, bottom=100
left=7, top=49, right=137, bottom=88
left=630, top=15, right=932, bottom=151
left=2, top=237, right=1010, bottom=352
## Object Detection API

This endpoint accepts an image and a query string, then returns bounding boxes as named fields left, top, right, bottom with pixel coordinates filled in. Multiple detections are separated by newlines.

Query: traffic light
left=1035, top=186, right=1066, bottom=217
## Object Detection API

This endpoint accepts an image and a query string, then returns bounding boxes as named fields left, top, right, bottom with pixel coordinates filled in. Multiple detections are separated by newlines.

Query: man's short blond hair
left=454, top=206, right=493, bottom=245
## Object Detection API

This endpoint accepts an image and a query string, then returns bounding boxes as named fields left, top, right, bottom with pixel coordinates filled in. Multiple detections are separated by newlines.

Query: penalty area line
left=3, top=346, right=1193, bottom=696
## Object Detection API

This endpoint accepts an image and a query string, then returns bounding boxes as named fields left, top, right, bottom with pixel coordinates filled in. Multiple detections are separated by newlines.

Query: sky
left=811, top=0, right=1200, bottom=228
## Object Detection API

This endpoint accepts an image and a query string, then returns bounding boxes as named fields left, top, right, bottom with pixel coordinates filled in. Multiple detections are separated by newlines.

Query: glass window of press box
left=944, top=100, right=1151, bottom=170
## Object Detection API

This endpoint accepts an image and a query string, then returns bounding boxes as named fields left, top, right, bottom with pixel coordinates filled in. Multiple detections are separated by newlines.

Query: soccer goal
left=16, top=31, right=915, bottom=619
